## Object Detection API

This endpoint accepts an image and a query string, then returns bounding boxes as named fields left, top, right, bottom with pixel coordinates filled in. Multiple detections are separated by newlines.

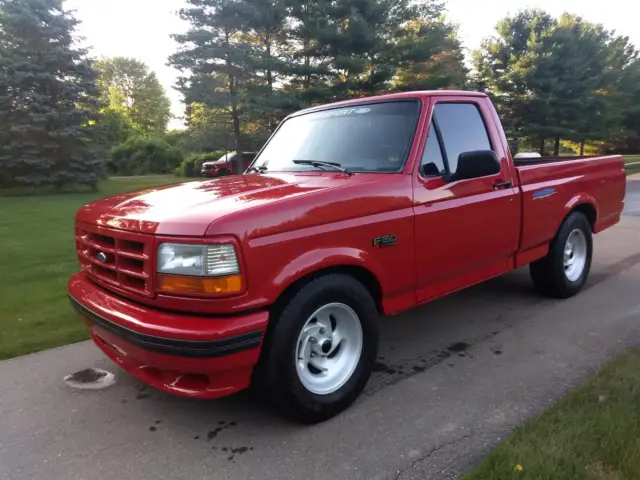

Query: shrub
left=175, top=150, right=228, bottom=177
left=108, top=137, right=183, bottom=176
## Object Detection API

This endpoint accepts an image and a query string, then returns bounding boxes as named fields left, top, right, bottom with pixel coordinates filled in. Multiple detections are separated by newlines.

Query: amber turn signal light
left=157, top=274, right=243, bottom=295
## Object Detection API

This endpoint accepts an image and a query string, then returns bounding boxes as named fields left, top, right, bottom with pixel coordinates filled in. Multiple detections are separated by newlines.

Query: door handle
left=493, top=180, right=512, bottom=190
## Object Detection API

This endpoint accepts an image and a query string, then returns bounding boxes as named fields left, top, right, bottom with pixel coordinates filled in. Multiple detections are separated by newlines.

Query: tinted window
left=420, top=123, right=446, bottom=177
left=434, top=103, right=491, bottom=173
left=252, top=101, right=420, bottom=173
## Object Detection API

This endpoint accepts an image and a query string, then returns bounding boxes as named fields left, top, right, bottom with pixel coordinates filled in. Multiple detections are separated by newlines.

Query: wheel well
left=272, top=265, right=384, bottom=315
left=570, top=203, right=596, bottom=231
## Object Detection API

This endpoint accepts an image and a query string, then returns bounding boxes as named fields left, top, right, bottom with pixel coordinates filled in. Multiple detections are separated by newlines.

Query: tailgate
left=516, top=155, right=626, bottom=253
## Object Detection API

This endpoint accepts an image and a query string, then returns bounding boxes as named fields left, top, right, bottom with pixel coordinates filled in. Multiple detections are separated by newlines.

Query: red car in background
left=200, top=151, right=257, bottom=177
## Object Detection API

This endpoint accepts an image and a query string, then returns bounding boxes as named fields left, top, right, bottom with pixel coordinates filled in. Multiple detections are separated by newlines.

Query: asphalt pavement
left=1, top=177, right=640, bottom=480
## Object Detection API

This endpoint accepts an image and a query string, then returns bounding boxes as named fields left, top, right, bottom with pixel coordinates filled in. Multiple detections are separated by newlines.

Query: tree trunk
left=265, top=34, right=274, bottom=133
left=303, top=0, right=311, bottom=91
left=539, top=137, right=545, bottom=155
left=224, top=29, right=243, bottom=175
left=579, top=141, right=585, bottom=156
left=265, top=34, right=273, bottom=90
left=553, top=137, right=560, bottom=156
left=304, top=42, right=310, bottom=91
left=229, top=83, right=243, bottom=175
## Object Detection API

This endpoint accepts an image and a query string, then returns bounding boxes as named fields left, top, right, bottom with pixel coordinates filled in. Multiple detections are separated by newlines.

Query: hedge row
left=108, top=137, right=183, bottom=176
left=106, top=136, right=232, bottom=178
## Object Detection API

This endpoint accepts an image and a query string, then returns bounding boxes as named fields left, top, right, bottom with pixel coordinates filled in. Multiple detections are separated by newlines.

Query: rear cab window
left=420, top=102, right=493, bottom=177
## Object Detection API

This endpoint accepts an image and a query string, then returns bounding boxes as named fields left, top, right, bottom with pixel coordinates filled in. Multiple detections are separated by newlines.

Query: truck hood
left=76, top=173, right=356, bottom=236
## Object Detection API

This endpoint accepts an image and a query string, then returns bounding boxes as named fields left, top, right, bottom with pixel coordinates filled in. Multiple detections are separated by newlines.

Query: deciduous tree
left=473, top=10, right=638, bottom=155
left=472, top=9, right=557, bottom=153
left=95, top=57, right=172, bottom=136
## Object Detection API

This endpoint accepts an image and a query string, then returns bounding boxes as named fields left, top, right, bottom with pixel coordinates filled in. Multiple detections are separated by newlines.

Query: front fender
left=271, top=246, right=386, bottom=297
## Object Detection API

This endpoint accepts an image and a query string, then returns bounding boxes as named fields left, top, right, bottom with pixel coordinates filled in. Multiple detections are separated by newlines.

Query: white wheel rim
left=295, top=303, right=363, bottom=395
left=564, top=229, right=588, bottom=282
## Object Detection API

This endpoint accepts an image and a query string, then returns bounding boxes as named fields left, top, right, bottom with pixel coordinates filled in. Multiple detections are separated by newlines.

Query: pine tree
left=171, top=0, right=258, bottom=173
left=235, top=0, right=293, bottom=133
left=285, top=0, right=463, bottom=101
left=286, top=0, right=334, bottom=105
left=322, top=0, right=397, bottom=98
left=318, top=0, right=437, bottom=98
left=392, top=11, right=468, bottom=92
left=0, top=0, right=104, bottom=190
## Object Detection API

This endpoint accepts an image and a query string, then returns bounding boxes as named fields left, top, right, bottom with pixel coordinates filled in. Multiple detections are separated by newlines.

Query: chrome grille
left=75, top=222, right=154, bottom=297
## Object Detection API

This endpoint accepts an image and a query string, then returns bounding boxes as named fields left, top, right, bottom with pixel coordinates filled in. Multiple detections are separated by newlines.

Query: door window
left=432, top=103, right=492, bottom=174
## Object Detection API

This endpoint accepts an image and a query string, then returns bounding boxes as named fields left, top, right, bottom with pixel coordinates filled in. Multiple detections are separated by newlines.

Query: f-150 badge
left=372, top=234, right=396, bottom=248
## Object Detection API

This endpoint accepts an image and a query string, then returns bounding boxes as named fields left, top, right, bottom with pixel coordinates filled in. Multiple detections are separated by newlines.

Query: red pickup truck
left=69, top=91, right=626, bottom=423
left=200, top=151, right=257, bottom=177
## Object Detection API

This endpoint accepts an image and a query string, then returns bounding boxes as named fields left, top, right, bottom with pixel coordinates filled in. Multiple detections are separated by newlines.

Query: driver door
left=413, top=97, right=520, bottom=303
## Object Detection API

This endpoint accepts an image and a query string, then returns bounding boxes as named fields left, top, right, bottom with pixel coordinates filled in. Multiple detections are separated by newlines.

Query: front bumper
left=68, top=272, right=268, bottom=398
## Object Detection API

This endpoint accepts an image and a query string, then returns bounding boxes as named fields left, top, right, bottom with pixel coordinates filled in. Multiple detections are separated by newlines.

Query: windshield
left=216, top=153, right=234, bottom=162
left=253, top=100, right=420, bottom=173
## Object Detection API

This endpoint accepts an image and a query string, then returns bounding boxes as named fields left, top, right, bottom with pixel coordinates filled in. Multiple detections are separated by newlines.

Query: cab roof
left=289, top=90, right=488, bottom=118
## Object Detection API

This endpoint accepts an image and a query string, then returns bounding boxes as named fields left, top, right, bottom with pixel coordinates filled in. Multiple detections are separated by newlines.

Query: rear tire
left=255, top=274, right=379, bottom=424
left=530, top=211, right=593, bottom=298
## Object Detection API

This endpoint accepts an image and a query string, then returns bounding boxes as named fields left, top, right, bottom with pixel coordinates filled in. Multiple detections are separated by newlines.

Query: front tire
left=530, top=211, right=593, bottom=298
left=257, top=274, right=379, bottom=424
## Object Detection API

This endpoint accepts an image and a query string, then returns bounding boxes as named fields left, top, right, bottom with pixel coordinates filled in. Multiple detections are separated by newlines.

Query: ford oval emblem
left=96, top=252, right=107, bottom=263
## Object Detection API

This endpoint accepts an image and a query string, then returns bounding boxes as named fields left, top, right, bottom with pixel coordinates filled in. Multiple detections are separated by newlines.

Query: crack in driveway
left=393, top=433, right=473, bottom=480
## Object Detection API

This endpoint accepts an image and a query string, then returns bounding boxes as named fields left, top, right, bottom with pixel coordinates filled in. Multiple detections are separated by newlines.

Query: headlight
left=157, top=243, right=239, bottom=276
left=156, top=243, right=242, bottom=295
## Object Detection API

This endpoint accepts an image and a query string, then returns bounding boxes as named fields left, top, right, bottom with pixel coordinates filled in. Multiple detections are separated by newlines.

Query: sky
left=65, top=0, right=640, bottom=129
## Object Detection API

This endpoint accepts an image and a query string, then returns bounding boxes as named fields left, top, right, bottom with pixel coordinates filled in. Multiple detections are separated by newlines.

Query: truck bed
left=513, top=155, right=603, bottom=167
left=515, top=155, right=626, bottom=261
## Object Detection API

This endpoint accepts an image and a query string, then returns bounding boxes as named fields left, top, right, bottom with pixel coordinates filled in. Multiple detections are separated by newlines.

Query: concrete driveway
left=2, top=177, right=640, bottom=480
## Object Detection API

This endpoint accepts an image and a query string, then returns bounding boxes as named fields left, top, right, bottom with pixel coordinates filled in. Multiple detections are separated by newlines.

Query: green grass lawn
left=0, top=175, right=191, bottom=359
left=624, top=155, right=640, bottom=175
left=463, top=347, right=640, bottom=480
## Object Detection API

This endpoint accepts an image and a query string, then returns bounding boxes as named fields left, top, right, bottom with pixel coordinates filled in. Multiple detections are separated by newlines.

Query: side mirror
left=452, top=150, right=501, bottom=181
left=421, top=162, right=441, bottom=177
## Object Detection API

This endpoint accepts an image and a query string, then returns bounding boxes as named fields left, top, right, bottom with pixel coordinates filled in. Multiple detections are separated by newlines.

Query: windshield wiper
left=292, top=160, right=353, bottom=176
